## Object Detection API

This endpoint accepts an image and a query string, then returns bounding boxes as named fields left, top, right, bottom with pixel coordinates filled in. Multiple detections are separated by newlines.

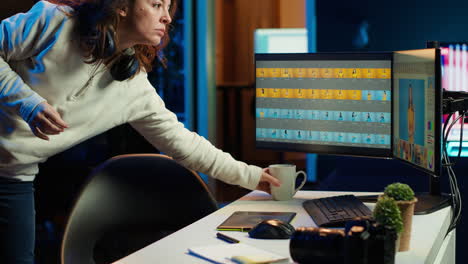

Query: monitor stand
left=413, top=193, right=451, bottom=215
left=355, top=173, right=452, bottom=215
left=414, top=171, right=452, bottom=215
left=355, top=193, right=451, bottom=215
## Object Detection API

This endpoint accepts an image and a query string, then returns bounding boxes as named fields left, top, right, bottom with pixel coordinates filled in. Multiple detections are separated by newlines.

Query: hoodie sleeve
left=127, top=77, right=263, bottom=191
left=0, top=1, right=67, bottom=122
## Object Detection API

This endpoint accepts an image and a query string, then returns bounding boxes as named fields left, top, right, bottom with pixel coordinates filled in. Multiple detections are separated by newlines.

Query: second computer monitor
left=255, top=53, right=393, bottom=158
left=392, top=48, right=442, bottom=176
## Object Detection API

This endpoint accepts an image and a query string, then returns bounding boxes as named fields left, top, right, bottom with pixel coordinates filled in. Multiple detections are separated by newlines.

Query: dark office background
left=1, top=0, right=467, bottom=263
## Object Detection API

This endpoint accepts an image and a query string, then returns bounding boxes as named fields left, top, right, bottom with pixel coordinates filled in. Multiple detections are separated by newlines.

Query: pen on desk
left=216, top=232, right=240, bottom=243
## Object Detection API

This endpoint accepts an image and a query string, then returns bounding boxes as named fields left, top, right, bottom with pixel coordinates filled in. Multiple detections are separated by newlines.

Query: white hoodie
left=0, top=1, right=262, bottom=190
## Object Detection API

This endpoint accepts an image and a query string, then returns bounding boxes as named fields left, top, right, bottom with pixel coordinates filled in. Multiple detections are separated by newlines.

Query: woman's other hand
left=255, top=168, right=281, bottom=194
left=28, top=102, right=68, bottom=140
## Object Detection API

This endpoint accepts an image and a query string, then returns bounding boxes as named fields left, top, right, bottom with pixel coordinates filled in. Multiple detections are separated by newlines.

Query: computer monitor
left=255, top=53, right=393, bottom=158
left=392, top=48, right=442, bottom=177
left=254, top=28, right=308, bottom=54
left=392, top=48, right=450, bottom=214
left=255, top=50, right=449, bottom=215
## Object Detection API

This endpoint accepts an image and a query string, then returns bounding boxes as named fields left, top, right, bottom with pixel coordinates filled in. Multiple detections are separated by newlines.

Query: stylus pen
left=216, top=232, right=240, bottom=243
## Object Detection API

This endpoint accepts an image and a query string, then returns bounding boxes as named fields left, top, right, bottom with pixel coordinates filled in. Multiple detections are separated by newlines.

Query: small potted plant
left=373, top=196, right=404, bottom=235
left=383, top=182, right=417, bottom=251
left=372, top=196, right=402, bottom=263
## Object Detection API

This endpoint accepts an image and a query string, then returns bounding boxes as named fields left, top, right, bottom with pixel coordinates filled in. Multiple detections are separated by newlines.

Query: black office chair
left=60, top=154, right=218, bottom=264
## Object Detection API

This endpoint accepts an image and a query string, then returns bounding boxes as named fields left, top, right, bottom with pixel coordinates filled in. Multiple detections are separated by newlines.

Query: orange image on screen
left=281, top=88, right=291, bottom=98
left=377, top=68, right=391, bottom=79
left=307, top=68, right=319, bottom=78
left=320, top=68, right=332, bottom=78
left=281, top=68, right=292, bottom=78
left=256, top=88, right=267, bottom=97
left=295, top=88, right=305, bottom=98
left=271, top=88, right=280, bottom=98
left=335, top=89, right=346, bottom=99
left=348, top=90, right=361, bottom=100
left=294, top=68, right=306, bottom=78
left=269, top=68, right=281, bottom=78
left=308, top=89, right=319, bottom=99
left=321, top=89, right=331, bottom=99
left=349, top=68, right=362, bottom=78
left=365, top=68, right=376, bottom=79
left=256, top=68, right=266, bottom=78
left=334, top=68, right=345, bottom=78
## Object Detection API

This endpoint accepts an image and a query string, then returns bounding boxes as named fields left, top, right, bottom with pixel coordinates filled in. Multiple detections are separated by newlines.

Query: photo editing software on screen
left=255, top=53, right=392, bottom=157
left=393, top=49, right=441, bottom=175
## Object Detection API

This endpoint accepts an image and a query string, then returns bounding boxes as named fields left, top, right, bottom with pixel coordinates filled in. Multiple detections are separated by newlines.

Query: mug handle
left=294, top=170, right=307, bottom=193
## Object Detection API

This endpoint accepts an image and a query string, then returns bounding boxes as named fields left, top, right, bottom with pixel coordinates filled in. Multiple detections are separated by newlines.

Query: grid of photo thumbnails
left=256, top=64, right=392, bottom=148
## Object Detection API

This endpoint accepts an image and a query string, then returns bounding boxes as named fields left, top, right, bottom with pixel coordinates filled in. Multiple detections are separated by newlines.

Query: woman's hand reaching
left=255, top=168, right=281, bottom=194
left=27, top=102, right=68, bottom=140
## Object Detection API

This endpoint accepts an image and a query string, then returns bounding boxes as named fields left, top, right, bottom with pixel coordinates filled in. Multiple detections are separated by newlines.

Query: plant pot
left=395, top=198, right=418, bottom=251
left=395, top=233, right=401, bottom=252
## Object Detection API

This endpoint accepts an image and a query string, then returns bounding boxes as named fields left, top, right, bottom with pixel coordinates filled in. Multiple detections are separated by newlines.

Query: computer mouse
left=248, top=219, right=296, bottom=239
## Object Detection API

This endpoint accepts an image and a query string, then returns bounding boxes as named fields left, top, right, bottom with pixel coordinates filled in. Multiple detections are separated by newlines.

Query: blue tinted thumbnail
left=349, top=133, right=361, bottom=143
left=256, top=108, right=266, bottom=118
left=307, top=131, right=319, bottom=141
left=335, top=111, right=345, bottom=121
left=364, top=112, right=375, bottom=122
left=362, top=134, right=375, bottom=144
left=281, top=129, right=292, bottom=139
left=362, top=90, right=375, bottom=101
left=281, top=109, right=293, bottom=119
left=348, top=111, right=361, bottom=122
left=295, top=109, right=305, bottom=119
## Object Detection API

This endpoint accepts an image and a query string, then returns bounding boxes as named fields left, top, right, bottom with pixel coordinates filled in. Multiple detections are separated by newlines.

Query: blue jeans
left=0, top=178, right=35, bottom=264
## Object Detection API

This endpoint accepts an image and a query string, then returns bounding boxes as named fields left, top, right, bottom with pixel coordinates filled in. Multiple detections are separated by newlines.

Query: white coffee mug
left=269, top=164, right=307, bottom=201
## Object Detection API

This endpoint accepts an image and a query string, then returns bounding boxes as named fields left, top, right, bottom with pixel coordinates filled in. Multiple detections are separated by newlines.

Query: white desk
left=113, top=191, right=454, bottom=264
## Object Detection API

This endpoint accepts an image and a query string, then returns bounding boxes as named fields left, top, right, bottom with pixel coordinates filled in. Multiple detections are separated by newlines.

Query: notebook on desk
left=217, top=211, right=296, bottom=232
left=189, top=243, right=288, bottom=264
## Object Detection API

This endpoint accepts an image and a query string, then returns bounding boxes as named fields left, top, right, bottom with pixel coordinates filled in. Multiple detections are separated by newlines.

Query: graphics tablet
left=217, top=211, right=297, bottom=232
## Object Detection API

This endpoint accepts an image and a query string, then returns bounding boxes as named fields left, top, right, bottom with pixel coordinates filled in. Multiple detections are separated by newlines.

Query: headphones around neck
left=76, top=2, right=139, bottom=81
left=101, top=29, right=140, bottom=81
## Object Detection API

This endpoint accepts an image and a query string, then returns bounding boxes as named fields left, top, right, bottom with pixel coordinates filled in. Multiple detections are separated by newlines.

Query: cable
left=450, top=168, right=462, bottom=231
left=456, top=111, right=466, bottom=159
left=443, top=114, right=453, bottom=153
left=451, top=112, right=464, bottom=230
left=443, top=151, right=458, bottom=233
left=442, top=113, right=454, bottom=167
left=441, top=114, right=460, bottom=233
left=441, top=113, right=463, bottom=234
left=446, top=155, right=462, bottom=233
left=440, top=91, right=467, bottom=235
left=443, top=114, right=463, bottom=166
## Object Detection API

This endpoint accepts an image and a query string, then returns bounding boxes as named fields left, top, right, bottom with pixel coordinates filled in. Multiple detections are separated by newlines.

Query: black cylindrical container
left=367, top=225, right=397, bottom=264
left=290, top=227, right=345, bottom=264
left=344, top=221, right=371, bottom=264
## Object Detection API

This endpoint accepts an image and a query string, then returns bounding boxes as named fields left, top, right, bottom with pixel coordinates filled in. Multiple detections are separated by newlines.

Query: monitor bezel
left=391, top=48, right=442, bottom=177
left=254, top=52, right=394, bottom=159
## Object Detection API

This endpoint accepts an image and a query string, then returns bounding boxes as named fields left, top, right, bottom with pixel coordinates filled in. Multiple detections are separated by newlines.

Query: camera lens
left=290, top=227, right=345, bottom=264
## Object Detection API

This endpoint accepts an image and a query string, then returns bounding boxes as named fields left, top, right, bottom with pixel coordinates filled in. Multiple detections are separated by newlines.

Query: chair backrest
left=61, top=154, right=218, bottom=264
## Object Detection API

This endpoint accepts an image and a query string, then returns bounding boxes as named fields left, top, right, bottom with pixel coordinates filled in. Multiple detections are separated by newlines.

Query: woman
left=0, top=1, right=280, bottom=263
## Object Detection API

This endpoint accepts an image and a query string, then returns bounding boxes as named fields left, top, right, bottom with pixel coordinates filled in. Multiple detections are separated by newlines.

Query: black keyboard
left=302, top=195, right=373, bottom=227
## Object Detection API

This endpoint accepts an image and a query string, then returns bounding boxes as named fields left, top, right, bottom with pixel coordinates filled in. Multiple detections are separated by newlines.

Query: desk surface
left=113, top=190, right=452, bottom=264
